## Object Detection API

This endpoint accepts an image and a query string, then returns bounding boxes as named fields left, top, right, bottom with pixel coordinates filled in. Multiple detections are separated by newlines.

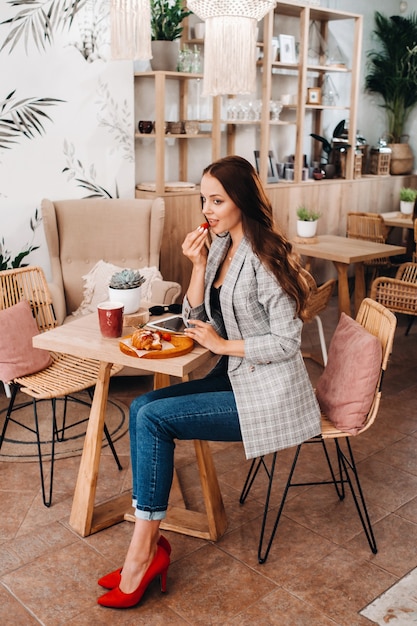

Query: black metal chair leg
left=405, top=315, right=415, bottom=336
left=336, top=439, right=377, bottom=554
left=33, top=398, right=57, bottom=507
left=257, top=446, right=302, bottom=564
left=0, top=384, right=19, bottom=448
left=240, top=457, right=270, bottom=504
left=103, top=423, right=122, bottom=470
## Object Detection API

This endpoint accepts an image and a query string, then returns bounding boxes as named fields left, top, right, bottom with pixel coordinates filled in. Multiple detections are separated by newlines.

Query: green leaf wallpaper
left=0, top=0, right=134, bottom=271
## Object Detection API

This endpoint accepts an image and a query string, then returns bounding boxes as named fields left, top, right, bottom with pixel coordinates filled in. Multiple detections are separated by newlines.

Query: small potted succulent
left=296, top=206, right=321, bottom=238
left=108, top=269, right=145, bottom=314
left=399, top=187, right=417, bottom=215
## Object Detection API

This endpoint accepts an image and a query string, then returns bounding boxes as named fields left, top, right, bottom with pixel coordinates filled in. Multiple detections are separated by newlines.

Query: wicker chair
left=0, top=266, right=123, bottom=506
left=302, top=270, right=336, bottom=366
left=346, top=212, right=392, bottom=286
left=371, top=262, right=417, bottom=336
left=240, top=298, right=397, bottom=564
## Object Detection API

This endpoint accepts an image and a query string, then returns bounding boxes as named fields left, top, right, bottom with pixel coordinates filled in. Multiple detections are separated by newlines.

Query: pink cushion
left=316, top=313, right=382, bottom=435
left=0, top=301, right=52, bottom=383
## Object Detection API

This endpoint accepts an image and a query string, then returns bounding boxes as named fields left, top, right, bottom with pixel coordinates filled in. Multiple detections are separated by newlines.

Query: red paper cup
left=97, top=301, right=124, bottom=338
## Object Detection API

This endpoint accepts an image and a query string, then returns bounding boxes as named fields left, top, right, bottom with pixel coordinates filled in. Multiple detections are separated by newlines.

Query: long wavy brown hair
left=203, top=155, right=309, bottom=320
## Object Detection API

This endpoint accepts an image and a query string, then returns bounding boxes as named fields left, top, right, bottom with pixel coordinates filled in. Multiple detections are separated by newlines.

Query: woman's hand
left=182, top=225, right=209, bottom=268
left=184, top=320, right=226, bottom=354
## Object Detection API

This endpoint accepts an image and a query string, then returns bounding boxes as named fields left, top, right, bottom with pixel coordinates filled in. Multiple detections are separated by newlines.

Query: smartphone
left=147, top=315, right=186, bottom=334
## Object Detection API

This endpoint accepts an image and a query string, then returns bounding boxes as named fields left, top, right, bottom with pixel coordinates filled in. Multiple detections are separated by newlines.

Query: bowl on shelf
left=184, top=120, right=199, bottom=134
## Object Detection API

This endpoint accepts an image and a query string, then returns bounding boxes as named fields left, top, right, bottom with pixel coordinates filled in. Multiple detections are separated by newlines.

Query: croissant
left=131, top=329, right=162, bottom=351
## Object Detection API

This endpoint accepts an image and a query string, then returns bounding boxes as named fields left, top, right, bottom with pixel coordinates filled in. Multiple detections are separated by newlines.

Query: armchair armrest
left=150, top=279, right=181, bottom=305
left=371, top=276, right=417, bottom=315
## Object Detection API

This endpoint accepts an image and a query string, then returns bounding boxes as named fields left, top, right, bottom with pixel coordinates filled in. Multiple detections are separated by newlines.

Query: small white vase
left=297, top=220, right=318, bottom=238
left=400, top=200, right=414, bottom=215
left=108, top=286, right=141, bottom=315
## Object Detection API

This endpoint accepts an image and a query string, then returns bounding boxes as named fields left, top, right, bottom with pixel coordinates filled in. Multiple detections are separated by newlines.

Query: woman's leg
left=129, top=371, right=236, bottom=505
left=118, top=518, right=160, bottom=593
left=117, top=374, right=241, bottom=597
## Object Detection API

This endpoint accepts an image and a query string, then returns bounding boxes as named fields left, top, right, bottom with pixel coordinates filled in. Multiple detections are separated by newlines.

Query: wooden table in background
left=293, top=235, right=406, bottom=317
left=381, top=211, right=414, bottom=257
left=33, top=313, right=226, bottom=540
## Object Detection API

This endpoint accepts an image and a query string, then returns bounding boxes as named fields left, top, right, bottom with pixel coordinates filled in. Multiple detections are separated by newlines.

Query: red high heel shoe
left=97, top=535, right=171, bottom=589
left=97, top=545, right=170, bottom=609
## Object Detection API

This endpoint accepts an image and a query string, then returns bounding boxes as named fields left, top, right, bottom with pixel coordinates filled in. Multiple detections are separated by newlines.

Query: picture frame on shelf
left=279, top=34, right=296, bottom=63
left=254, top=150, right=279, bottom=183
left=307, top=87, right=322, bottom=105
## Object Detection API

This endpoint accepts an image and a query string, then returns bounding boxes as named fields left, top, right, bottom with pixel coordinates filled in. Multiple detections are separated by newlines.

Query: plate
left=119, top=334, right=194, bottom=359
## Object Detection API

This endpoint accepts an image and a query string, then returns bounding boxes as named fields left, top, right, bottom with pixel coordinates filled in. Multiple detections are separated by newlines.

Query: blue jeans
left=129, top=365, right=242, bottom=520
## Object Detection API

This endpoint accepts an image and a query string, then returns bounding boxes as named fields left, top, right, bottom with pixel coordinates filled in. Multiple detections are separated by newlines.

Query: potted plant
left=399, top=187, right=417, bottom=215
left=108, top=269, right=146, bottom=314
left=0, top=210, right=41, bottom=270
left=364, top=11, right=417, bottom=174
left=150, top=0, right=191, bottom=71
left=296, top=207, right=321, bottom=238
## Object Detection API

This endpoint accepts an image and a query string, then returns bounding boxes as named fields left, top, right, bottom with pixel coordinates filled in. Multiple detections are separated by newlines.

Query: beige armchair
left=41, top=198, right=181, bottom=325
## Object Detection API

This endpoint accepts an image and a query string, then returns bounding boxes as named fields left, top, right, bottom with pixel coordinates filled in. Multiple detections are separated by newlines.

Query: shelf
left=135, top=133, right=212, bottom=139
left=134, top=71, right=203, bottom=80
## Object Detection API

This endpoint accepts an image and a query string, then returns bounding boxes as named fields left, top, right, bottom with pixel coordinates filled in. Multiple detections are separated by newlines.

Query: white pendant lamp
left=187, top=0, right=276, bottom=96
left=111, top=0, right=152, bottom=60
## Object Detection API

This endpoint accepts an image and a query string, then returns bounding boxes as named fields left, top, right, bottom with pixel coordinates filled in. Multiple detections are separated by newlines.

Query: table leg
left=69, top=361, right=112, bottom=537
left=354, top=262, right=366, bottom=316
left=333, top=261, right=352, bottom=317
left=70, top=364, right=228, bottom=541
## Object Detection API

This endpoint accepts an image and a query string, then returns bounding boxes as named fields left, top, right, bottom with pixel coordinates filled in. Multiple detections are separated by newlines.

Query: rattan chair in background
left=0, top=266, right=123, bottom=506
left=302, top=271, right=336, bottom=366
left=371, top=262, right=417, bottom=336
left=240, top=298, right=397, bottom=564
left=346, top=212, right=392, bottom=287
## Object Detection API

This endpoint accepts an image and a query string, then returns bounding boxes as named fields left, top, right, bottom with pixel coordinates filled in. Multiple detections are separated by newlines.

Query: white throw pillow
left=73, top=260, right=162, bottom=317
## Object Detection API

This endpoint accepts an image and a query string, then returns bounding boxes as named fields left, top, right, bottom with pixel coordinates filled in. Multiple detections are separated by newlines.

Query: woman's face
left=200, top=173, right=243, bottom=237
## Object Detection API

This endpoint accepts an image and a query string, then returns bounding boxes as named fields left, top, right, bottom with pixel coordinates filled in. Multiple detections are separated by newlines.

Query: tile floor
left=1, top=294, right=417, bottom=625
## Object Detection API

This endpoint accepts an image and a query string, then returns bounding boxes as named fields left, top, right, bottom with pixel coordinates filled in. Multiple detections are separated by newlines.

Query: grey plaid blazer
left=184, top=234, right=321, bottom=459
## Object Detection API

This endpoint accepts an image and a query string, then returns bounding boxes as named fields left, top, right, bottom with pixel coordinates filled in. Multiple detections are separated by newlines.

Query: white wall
left=0, top=0, right=134, bottom=277
left=0, top=0, right=413, bottom=277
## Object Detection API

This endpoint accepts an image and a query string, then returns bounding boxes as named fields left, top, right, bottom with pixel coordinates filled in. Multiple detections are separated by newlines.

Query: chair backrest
left=346, top=212, right=386, bottom=244
left=0, top=266, right=56, bottom=332
left=395, top=261, right=417, bottom=283
left=302, top=269, right=336, bottom=322
left=354, top=297, right=397, bottom=433
left=41, top=197, right=165, bottom=317
left=413, top=219, right=417, bottom=263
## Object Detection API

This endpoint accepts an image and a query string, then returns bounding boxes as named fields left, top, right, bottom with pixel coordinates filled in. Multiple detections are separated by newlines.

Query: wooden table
left=381, top=211, right=414, bottom=257
left=33, top=313, right=227, bottom=540
left=292, top=235, right=406, bottom=317
left=381, top=211, right=413, bottom=230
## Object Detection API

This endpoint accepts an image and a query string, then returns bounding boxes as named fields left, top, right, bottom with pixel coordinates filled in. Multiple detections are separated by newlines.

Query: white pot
left=400, top=200, right=414, bottom=215
left=108, top=286, right=141, bottom=314
left=297, top=220, right=318, bottom=238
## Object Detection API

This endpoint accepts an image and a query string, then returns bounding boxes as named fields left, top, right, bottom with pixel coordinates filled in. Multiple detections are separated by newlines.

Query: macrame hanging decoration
left=111, top=0, right=152, bottom=60
left=187, top=0, right=276, bottom=96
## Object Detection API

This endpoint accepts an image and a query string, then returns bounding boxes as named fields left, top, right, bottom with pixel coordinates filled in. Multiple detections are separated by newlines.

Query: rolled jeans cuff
left=134, top=508, right=167, bottom=521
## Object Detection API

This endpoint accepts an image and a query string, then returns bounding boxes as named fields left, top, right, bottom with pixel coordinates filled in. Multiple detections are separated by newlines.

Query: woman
left=97, top=155, right=321, bottom=609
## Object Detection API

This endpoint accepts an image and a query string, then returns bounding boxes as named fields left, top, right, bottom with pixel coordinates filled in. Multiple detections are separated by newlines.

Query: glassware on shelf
left=321, top=73, right=339, bottom=106
left=253, top=99, right=263, bottom=121
left=270, top=100, right=283, bottom=121
left=191, top=46, right=202, bottom=73
left=178, top=45, right=202, bottom=73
